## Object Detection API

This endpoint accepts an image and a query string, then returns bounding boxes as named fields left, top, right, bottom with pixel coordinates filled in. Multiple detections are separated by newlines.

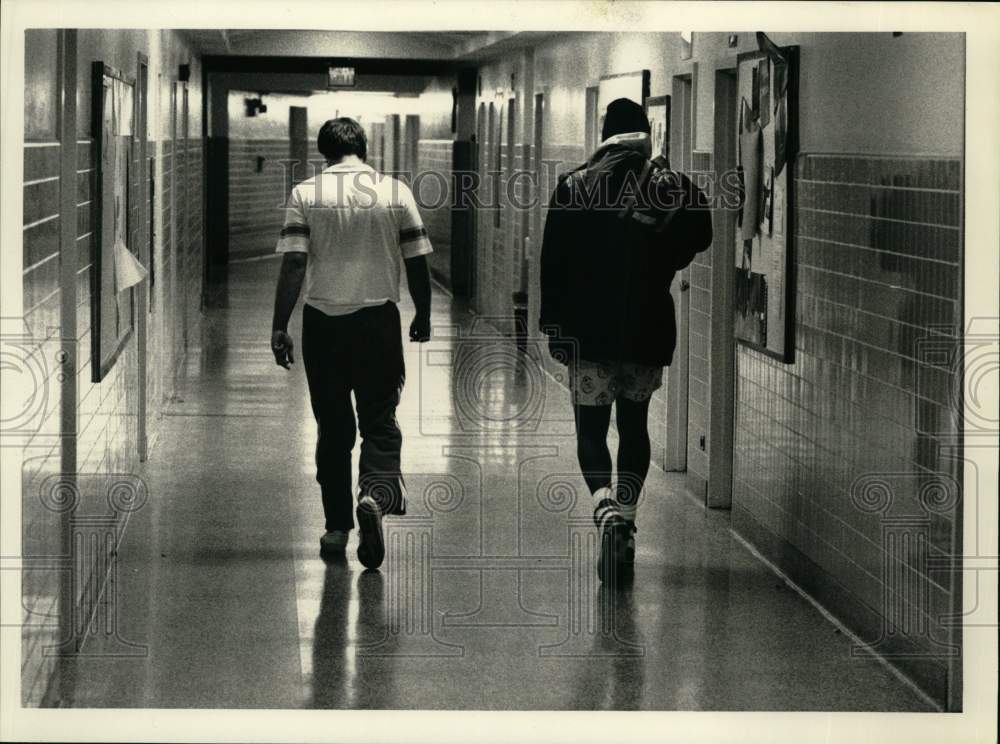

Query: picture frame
left=90, top=61, right=137, bottom=382
left=733, top=45, right=799, bottom=363
left=644, top=94, right=671, bottom=163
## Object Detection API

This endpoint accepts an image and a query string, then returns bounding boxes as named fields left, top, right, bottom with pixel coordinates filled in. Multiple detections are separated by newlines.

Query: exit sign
left=328, top=66, right=355, bottom=88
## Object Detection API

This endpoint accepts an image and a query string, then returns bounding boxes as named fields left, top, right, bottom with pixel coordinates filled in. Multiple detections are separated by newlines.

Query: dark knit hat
left=601, top=97, right=651, bottom=140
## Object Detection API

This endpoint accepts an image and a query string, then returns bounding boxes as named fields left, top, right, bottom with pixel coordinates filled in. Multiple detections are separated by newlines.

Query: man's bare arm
left=271, top=252, right=307, bottom=367
left=404, top=254, right=431, bottom=342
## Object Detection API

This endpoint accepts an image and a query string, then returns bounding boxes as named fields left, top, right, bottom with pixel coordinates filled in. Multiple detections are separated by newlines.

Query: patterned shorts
left=568, top=358, right=664, bottom=406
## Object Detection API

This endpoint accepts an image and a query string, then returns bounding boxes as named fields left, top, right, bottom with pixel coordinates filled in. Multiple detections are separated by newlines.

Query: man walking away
left=271, top=117, right=433, bottom=569
left=539, top=98, right=713, bottom=584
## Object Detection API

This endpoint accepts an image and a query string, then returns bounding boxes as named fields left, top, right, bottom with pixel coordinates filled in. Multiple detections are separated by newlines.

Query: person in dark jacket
left=539, top=97, right=712, bottom=583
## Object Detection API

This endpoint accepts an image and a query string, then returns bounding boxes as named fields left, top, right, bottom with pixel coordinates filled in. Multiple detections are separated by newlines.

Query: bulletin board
left=734, top=45, right=798, bottom=362
left=90, top=62, right=136, bottom=382
left=597, top=69, right=650, bottom=140
left=644, top=95, right=671, bottom=163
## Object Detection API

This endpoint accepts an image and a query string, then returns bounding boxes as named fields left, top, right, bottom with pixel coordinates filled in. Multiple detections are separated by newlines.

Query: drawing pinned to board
left=644, top=95, right=671, bottom=162
left=758, top=59, right=770, bottom=127
left=773, top=94, right=789, bottom=176
left=757, top=31, right=790, bottom=175
left=738, top=98, right=762, bottom=241
left=115, top=237, right=147, bottom=291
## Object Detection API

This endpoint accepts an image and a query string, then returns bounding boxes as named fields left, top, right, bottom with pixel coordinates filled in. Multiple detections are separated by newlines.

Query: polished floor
left=58, top=258, right=931, bottom=710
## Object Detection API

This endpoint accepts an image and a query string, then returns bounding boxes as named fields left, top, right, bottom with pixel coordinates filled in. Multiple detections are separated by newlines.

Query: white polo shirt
left=275, top=162, right=433, bottom=316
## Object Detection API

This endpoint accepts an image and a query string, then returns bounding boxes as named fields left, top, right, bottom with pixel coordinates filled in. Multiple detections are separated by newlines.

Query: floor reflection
left=569, top=584, right=647, bottom=710
left=310, top=558, right=393, bottom=709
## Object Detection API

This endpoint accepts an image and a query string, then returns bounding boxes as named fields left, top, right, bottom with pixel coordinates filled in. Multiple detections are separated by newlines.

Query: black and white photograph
left=1, top=2, right=997, bottom=742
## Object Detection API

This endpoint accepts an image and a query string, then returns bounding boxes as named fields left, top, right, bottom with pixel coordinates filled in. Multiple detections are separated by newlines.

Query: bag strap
left=618, top=158, right=685, bottom=234
left=617, top=158, right=655, bottom=223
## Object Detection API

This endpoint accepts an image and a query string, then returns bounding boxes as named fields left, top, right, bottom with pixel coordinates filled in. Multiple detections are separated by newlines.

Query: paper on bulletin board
left=739, top=121, right=761, bottom=240
left=114, top=237, right=147, bottom=291
left=773, top=94, right=788, bottom=177
left=758, top=59, right=771, bottom=128
left=772, top=179, right=784, bottom=236
left=109, top=76, right=134, bottom=136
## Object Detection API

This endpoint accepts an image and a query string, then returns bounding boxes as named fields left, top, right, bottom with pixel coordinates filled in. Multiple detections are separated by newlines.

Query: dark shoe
left=597, top=519, right=634, bottom=585
left=320, top=530, right=349, bottom=557
left=624, top=524, right=636, bottom=565
left=356, top=495, right=385, bottom=570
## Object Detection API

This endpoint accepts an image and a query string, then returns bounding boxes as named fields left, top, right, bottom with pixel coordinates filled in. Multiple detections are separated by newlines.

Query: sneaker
left=356, top=495, right=385, bottom=570
left=320, top=530, right=349, bottom=557
left=597, top=518, right=635, bottom=585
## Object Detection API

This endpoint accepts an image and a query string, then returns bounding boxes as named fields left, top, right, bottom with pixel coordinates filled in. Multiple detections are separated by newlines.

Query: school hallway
left=52, top=259, right=931, bottom=711
left=14, top=27, right=984, bottom=729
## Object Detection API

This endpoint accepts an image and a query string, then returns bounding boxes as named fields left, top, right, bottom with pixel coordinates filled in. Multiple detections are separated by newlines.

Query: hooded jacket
left=539, top=133, right=713, bottom=367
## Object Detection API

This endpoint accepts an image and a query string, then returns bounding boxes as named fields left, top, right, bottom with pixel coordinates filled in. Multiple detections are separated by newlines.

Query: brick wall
left=228, top=138, right=288, bottom=259
left=732, top=153, right=963, bottom=702
left=685, top=151, right=715, bottom=488
left=19, top=30, right=205, bottom=707
left=20, top=137, right=64, bottom=707
left=415, top=139, right=453, bottom=285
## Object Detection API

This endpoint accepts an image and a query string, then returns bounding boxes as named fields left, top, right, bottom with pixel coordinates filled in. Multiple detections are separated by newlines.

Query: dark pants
left=302, top=302, right=407, bottom=531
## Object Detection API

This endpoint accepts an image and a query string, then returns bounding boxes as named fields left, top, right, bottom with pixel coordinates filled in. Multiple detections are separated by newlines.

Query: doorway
left=707, top=67, right=739, bottom=508
left=664, top=73, right=694, bottom=471
left=528, top=92, right=544, bottom=350
left=584, top=85, right=599, bottom=153
left=135, top=53, right=149, bottom=460
left=178, top=82, right=190, bottom=351
left=471, top=102, right=486, bottom=305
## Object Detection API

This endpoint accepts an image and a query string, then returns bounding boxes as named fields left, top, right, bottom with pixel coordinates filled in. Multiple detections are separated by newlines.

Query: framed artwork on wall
left=644, top=94, right=671, bottom=163
left=733, top=44, right=799, bottom=363
left=90, top=61, right=138, bottom=382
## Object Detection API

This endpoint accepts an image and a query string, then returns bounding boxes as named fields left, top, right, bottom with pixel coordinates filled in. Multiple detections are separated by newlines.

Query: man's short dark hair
left=318, top=117, right=367, bottom=162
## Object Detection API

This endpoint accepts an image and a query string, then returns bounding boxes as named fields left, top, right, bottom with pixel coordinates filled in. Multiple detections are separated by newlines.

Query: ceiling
left=179, top=30, right=549, bottom=61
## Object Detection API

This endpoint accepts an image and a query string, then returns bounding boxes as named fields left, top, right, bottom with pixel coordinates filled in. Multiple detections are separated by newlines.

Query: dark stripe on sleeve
left=281, top=224, right=311, bottom=237
left=399, top=226, right=428, bottom=243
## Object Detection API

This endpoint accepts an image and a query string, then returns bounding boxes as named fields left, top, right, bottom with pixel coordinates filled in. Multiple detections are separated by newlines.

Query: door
left=529, top=92, right=545, bottom=344
left=707, top=68, right=739, bottom=508
left=403, top=114, right=420, bottom=174
left=165, top=80, right=177, bottom=386
left=384, top=114, right=400, bottom=174
left=135, top=54, right=149, bottom=460
left=664, top=74, right=694, bottom=471
left=584, top=85, right=599, bottom=153
left=289, top=106, right=309, bottom=195
left=505, top=96, right=517, bottom=319
left=471, top=102, right=485, bottom=305
left=179, top=83, right=190, bottom=350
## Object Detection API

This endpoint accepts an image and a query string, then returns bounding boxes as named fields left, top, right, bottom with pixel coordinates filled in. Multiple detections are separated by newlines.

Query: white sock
left=615, top=483, right=639, bottom=528
left=591, top=486, right=623, bottom=532
left=617, top=500, right=637, bottom=526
